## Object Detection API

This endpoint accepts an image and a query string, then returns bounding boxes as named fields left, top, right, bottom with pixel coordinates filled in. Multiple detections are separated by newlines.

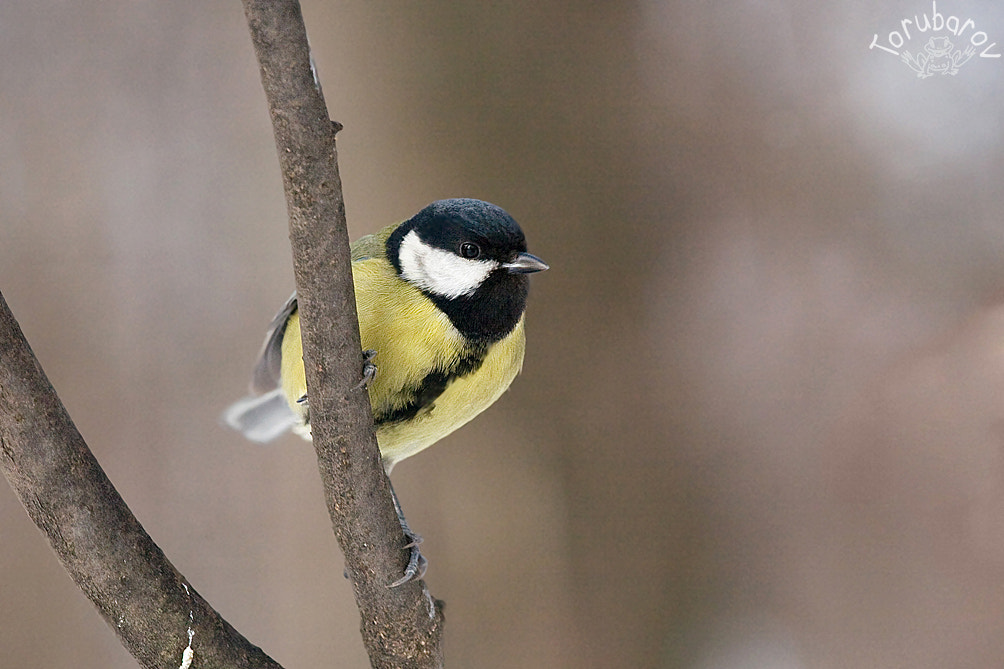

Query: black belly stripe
left=374, top=343, right=489, bottom=427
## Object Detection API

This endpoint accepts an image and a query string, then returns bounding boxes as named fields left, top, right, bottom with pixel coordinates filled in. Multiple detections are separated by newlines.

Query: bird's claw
left=387, top=482, right=428, bottom=587
left=354, top=349, right=378, bottom=390
left=388, top=529, right=427, bottom=588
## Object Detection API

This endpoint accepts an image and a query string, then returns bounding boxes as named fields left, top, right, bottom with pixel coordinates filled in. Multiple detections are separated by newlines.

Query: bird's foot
left=388, top=529, right=427, bottom=588
left=386, top=481, right=428, bottom=587
left=354, top=349, right=378, bottom=390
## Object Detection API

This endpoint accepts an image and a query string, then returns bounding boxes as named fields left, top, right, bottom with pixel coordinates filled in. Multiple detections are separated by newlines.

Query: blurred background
left=3, top=1, right=1004, bottom=667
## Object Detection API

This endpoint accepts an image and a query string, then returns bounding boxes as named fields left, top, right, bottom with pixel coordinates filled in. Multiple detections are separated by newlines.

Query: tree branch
left=0, top=3, right=442, bottom=666
left=241, top=1, right=445, bottom=666
left=0, top=290, right=284, bottom=669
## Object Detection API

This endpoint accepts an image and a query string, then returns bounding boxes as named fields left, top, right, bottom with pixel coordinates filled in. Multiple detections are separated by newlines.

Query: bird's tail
left=222, top=388, right=297, bottom=443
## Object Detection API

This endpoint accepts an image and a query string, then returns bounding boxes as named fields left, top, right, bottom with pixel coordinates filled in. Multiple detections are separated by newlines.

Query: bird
left=223, top=198, right=548, bottom=584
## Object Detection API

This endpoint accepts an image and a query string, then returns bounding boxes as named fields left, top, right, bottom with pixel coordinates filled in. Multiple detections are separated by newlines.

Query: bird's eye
left=459, top=242, right=481, bottom=259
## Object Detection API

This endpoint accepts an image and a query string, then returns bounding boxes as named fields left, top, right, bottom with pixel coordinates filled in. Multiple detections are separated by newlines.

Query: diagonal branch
left=0, top=290, right=284, bottom=669
left=241, top=1, right=445, bottom=666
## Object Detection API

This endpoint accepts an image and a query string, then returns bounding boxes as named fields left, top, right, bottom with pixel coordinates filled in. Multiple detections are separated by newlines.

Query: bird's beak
left=504, top=252, right=549, bottom=274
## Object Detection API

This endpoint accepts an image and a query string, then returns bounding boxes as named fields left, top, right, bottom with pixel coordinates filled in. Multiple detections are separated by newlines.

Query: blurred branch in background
left=0, top=290, right=284, bottom=669
left=241, top=0, right=445, bottom=666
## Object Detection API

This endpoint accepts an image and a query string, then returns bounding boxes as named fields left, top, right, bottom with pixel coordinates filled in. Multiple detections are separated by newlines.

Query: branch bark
left=241, top=1, right=445, bottom=666
left=0, top=3, right=442, bottom=666
left=0, top=291, right=284, bottom=669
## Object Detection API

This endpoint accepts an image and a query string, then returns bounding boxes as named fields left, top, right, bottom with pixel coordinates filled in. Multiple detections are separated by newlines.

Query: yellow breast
left=280, top=257, right=526, bottom=469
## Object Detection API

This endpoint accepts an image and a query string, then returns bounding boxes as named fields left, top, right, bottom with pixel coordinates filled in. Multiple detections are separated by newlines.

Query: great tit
left=224, top=198, right=547, bottom=583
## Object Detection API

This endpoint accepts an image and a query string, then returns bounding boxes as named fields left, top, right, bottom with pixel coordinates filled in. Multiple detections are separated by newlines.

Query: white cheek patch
left=398, top=230, right=498, bottom=298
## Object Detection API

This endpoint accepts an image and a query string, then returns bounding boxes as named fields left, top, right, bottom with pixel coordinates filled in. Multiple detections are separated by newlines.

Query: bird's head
left=387, top=199, right=548, bottom=341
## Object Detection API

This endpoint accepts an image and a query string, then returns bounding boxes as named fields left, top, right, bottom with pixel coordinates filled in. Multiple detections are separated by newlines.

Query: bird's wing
left=251, top=291, right=298, bottom=394
left=350, top=221, right=398, bottom=261
left=249, top=221, right=398, bottom=394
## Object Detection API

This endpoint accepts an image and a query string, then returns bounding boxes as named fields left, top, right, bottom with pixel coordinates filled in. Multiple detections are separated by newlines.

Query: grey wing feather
left=228, top=224, right=395, bottom=441
left=222, top=293, right=298, bottom=443
left=250, top=226, right=389, bottom=394
left=249, top=225, right=391, bottom=393
left=251, top=291, right=298, bottom=394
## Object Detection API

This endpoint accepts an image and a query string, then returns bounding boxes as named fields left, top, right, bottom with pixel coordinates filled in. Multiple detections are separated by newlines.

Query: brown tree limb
left=0, top=2, right=443, bottom=666
left=241, top=1, right=445, bottom=666
left=0, top=290, right=284, bottom=669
